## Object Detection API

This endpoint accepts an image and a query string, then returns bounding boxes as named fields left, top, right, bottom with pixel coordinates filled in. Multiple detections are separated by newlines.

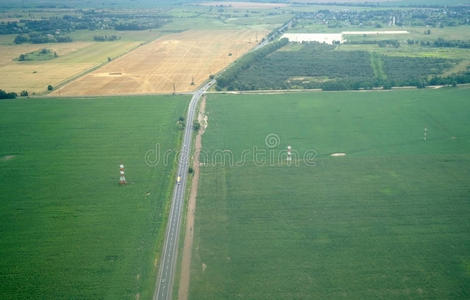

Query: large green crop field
left=189, top=87, right=470, bottom=299
left=0, top=95, right=189, bottom=299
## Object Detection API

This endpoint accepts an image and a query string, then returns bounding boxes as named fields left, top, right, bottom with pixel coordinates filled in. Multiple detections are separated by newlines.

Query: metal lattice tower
left=120, top=164, right=127, bottom=185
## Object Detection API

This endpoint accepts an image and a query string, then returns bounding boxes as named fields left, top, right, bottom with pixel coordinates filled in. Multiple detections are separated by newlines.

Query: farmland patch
left=190, top=88, right=470, bottom=299
left=0, top=95, right=189, bottom=299
left=55, top=29, right=267, bottom=96
left=0, top=41, right=140, bottom=94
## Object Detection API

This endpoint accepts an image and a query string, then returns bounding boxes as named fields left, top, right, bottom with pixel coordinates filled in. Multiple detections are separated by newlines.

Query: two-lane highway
left=154, top=80, right=215, bottom=300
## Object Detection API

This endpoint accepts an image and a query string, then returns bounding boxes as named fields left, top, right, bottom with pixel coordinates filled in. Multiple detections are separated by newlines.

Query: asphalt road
left=154, top=80, right=215, bottom=300
left=252, top=19, right=292, bottom=51
left=153, top=26, right=280, bottom=299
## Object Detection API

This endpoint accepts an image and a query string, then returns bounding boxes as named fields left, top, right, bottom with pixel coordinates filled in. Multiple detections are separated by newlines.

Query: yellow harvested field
left=55, top=29, right=268, bottom=96
left=0, top=41, right=141, bottom=94
left=0, top=42, right=91, bottom=66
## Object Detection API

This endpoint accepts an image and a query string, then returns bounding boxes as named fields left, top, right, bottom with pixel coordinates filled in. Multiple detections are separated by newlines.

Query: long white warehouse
left=282, top=30, right=409, bottom=44
left=282, top=33, right=344, bottom=44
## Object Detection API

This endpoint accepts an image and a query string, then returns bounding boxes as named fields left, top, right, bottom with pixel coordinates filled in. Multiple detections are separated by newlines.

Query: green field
left=0, top=95, right=189, bottom=299
left=189, top=87, right=470, bottom=299
left=337, top=26, right=470, bottom=66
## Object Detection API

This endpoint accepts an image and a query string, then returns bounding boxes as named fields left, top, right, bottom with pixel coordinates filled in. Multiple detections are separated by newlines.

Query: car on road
left=177, top=176, right=181, bottom=184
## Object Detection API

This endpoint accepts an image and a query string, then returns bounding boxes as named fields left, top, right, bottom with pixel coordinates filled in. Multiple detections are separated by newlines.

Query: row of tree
left=346, top=39, right=400, bottom=48
left=407, top=38, right=470, bottom=49
left=0, top=89, right=18, bottom=99
left=287, top=71, right=467, bottom=91
left=347, top=38, right=470, bottom=50
left=14, top=33, right=72, bottom=44
left=93, top=35, right=120, bottom=42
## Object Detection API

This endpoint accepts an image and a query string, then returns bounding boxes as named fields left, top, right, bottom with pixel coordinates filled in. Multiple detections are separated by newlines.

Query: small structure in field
left=330, top=153, right=346, bottom=157
left=119, top=164, right=127, bottom=185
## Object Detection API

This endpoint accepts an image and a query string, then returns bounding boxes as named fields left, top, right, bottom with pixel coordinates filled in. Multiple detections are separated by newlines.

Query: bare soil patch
left=56, top=30, right=267, bottom=96
left=178, top=96, right=207, bottom=300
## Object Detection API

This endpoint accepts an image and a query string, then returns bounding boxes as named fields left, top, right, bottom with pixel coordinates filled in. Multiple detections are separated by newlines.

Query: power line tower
left=119, top=164, right=127, bottom=185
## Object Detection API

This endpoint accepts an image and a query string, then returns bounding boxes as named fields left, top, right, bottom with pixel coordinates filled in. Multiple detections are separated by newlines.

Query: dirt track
left=178, top=96, right=207, bottom=300
left=55, top=30, right=266, bottom=96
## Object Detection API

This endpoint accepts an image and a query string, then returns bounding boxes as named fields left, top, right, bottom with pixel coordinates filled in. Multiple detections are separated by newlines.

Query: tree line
left=347, top=38, right=470, bottom=50
left=346, top=39, right=401, bottom=48
left=93, top=35, right=120, bottom=42
left=0, top=89, right=18, bottom=99
left=407, top=38, right=470, bottom=49
left=14, top=33, right=72, bottom=44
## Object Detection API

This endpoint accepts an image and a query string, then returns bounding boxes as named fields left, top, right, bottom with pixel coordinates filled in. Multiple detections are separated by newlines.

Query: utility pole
left=119, top=164, right=127, bottom=185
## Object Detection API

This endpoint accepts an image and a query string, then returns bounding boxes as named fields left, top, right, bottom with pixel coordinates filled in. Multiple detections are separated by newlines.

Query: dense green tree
left=0, top=89, right=17, bottom=99
left=193, top=121, right=201, bottom=131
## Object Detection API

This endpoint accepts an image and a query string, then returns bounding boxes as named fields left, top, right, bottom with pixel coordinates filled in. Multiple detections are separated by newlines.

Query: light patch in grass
left=1, top=155, right=16, bottom=161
